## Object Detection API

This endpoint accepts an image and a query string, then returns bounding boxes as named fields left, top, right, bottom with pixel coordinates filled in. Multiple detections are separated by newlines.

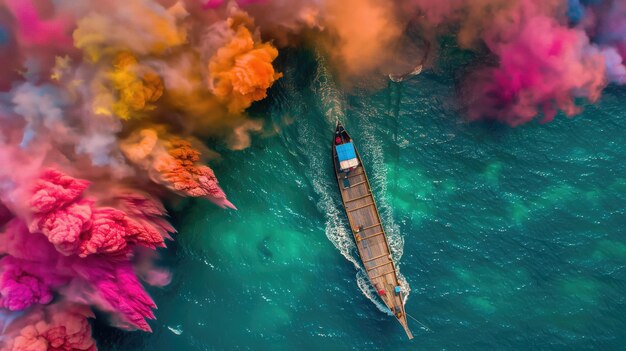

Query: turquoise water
left=96, top=46, right=626, bottom=350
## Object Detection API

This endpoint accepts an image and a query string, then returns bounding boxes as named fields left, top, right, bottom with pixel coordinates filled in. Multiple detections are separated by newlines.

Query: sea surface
left=95, top=45, right=626, bottom=350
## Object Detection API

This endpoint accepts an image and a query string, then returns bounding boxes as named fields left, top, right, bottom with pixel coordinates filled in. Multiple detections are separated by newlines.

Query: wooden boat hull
left=332, top=122, right=413, bottom=339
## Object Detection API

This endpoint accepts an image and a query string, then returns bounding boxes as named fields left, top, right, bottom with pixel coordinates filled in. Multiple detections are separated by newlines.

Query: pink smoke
left=0, top=256, right=67, bottom=311
left=4, top=0, right=73, bottom=48
left=70, top=258, right=157, bottom=332
left=467, top=9, right=606, bottom=125
left=29, top=169, right=167, bottom=258
left=0, top=167, right=176, bottom=337
left=0, top=202, right=12, bottom=226
left=0, top=220, right=65, bottom=311
left=410, top=0, right=623, bottom=125
left=0, top=216, right=166, bottom=333
left=0, top=0, right=76, bottom=84
left=4, top=303, right=96, bottom=351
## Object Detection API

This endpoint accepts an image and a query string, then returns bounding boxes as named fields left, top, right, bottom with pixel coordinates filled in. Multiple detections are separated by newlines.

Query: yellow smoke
left=89, top=52, right=164, bottom=120
left=109, top=52, right=164, bottom=120
left=74, top=4, right=276, bottom=148
left=73, top=1, right=187, bottom=62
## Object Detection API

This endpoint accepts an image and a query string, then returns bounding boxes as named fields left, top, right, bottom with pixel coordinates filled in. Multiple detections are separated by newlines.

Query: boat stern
left=398, top=316, right=414, bottom=340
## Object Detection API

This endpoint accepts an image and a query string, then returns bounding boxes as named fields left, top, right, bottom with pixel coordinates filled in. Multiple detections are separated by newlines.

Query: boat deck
left=333, top=148, right=413, bottom=339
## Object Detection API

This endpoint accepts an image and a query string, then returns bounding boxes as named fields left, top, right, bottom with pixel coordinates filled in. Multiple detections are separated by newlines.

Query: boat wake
left=359, top=113, right=411, bottom=302
left=308, top=51, right=411, bottom=308
left=311, top=164, right=360, bottom=269
left=312, top=52, right=346, bottom=126
left=356, top=270, right=393, bottom=315
left=299, top=53, right=361, bottom=269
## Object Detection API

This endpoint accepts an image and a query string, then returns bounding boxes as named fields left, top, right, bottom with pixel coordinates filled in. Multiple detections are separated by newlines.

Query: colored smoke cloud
left=207, top=9, right=282, bottom=113
left=4, top=303, right=96, bottom=351
left=106, top=52, right=165, bottom=120
left=464, top=3, right=607, bottom=124
left=30, top=169, right=168, bottom=258
left=120, top=128, right=235, bottom=209
left=409, top=0, right=626, bottom=124
left=323, top=0, right=403, bottom=77
left=0, top=0, right=269, bottom=347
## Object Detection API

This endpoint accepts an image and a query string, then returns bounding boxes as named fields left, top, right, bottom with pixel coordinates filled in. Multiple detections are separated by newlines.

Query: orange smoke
left=120, top=129, right=235, bottom=209
left=323, top=0, right=403, bottom=77
left=155, top=139, right=225, bottom=197
left=208, top=12, right=282, bottom=113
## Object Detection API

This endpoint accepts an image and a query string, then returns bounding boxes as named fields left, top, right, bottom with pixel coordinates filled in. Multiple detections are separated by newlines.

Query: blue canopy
left=336, top=142, right=356, bottom=161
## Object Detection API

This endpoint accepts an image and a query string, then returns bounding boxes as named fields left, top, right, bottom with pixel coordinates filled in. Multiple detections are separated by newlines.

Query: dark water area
left=96, top=44, right=626, bottom=350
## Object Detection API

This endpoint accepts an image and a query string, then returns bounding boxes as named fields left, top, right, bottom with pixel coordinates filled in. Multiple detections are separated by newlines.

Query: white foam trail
left=311, top=167, right=360, bottom=269
left=309, top=51, right=411, bottom=307
left=270, top=57, right=353, bottom=267
left=397, top=272, right=411, bottom=305
left=304, top=52, right=359, bottom=268
left=359, top=117, right=404, bottom=259
left=358, top=111, right=411, bottom=302
left=356, top=270, right=392, bottom=315
left=313, top=52, right=347, bottom=124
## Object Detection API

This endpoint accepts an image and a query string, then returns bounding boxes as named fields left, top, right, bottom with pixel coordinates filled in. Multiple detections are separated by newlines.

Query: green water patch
left=205, top=219, right=322, bottom=271
left=592, top=239, right=626, bottom=261
left=247, top=303, right=292, bottom=334
left=175, top=177, right=335, bottom=285
left=510, top=184, right=578, bottom=223
left=386, top=161, right=437, bottom=223
left=466, top=296, right=497, bottom=315
left=541, top=276, right=613, bottom=334
left=509, top=177, right=626, bottom=227
left=483, top=161, right=504, bottom=185
left=451, top=265, right=532, bottom=315
left=559, top=276, right=602, bottom=306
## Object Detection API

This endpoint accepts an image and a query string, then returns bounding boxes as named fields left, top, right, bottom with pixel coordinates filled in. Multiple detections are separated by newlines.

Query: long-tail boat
left=332, top=121, right=413, bottom=339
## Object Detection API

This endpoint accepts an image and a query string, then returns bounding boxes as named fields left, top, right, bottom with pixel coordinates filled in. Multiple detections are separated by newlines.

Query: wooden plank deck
left=333, top=142, right=413, bottom=339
